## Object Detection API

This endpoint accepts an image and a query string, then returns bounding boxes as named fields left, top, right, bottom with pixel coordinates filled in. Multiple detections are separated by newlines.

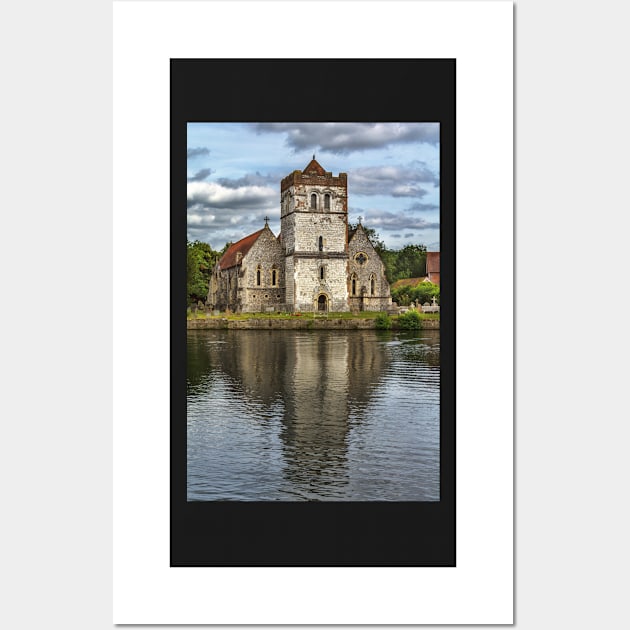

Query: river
left=187, top=329, right=440, bottom=501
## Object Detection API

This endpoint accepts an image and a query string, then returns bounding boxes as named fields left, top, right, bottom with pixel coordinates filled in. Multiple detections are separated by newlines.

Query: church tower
left=280, top=157, right=349, bottom=312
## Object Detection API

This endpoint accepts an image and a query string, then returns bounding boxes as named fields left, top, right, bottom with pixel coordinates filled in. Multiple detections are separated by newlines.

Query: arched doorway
left=317, top=294, right=328, bottom=311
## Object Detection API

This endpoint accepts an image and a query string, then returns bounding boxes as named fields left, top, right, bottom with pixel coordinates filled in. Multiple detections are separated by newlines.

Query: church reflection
left=188, top=330, right=396, bottom=498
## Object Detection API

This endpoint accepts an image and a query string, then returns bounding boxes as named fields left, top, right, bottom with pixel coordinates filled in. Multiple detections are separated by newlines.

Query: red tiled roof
left=426, top=251, right=440, bottom=273
left=302, top=157, right=326, bottom=175
left=218, top=229, right=264, bottom=270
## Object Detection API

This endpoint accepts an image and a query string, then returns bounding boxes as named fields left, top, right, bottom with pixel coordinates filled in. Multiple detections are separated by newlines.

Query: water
left=187, top=329, right=440, bottom=501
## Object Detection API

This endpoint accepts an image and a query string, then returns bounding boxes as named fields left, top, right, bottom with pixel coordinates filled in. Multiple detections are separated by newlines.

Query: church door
left=317, top=295, right=328, bottom=311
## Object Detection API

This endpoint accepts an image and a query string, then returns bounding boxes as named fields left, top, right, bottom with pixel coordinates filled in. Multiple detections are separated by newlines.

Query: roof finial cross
left=264, top=215, right=269, bottom=225
left=313, top=152, right=315, bottom=160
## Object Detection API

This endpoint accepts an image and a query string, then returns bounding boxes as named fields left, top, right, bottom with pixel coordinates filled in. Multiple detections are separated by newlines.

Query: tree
left=411, top=281, right=440, bottom=306
left=347, top=220, right=429, bottom=285
left=394, top=244, right=427, bottom=280
left=391, top=280, right=439, bottom=307
left=379, top=249, right=399, bottom=284
left=187, top=240, right=220, bottom=304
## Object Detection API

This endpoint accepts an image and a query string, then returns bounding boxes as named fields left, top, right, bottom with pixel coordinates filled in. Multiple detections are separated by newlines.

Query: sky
left=187, top=123, right=440, bottom=252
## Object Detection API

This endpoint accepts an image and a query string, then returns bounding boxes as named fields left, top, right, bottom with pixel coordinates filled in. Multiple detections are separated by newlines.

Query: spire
left=303, top=156, right=326, bottom=175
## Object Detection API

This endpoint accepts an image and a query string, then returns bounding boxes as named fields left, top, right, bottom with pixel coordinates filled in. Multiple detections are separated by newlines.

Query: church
left=208, top=158, right=392, bottom=313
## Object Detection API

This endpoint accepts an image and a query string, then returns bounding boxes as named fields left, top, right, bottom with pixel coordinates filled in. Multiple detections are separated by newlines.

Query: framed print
left=114, top=1, right=512, bottom=623
left=171, top=59, right=455, bottom=567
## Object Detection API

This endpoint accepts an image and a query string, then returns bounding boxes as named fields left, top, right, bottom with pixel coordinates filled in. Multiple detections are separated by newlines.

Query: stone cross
left=431, top=296, right=438, bottom=306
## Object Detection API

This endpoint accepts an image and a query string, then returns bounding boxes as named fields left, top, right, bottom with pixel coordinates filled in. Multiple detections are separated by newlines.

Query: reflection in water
left=187, top=330, right=440, bottom=501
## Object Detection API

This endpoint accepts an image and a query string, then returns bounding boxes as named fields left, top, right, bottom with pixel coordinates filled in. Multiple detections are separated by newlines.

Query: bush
left=411, top=282, right=440, bottom=306
left=375, top=312, right=392, bottom=330
left=397, top=310, right=422, bottom=330
left=391, top=281, right=440, bottom=307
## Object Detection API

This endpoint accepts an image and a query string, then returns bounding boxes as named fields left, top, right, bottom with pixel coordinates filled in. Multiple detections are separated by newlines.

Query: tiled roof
left=302, top=157, right=326, bottom=175
left=218, top=228, right=264, bottom=270
left=426, top=251, right=440, bottom=273
left=391, top=277, right=429, bottom=289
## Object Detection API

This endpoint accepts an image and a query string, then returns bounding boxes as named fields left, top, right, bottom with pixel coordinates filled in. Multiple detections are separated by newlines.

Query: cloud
left=216, top=171, right=278, bottom=188
left=187, top=147, right=210, bottom=159
left=187, top=207, right=281, bottom=250
left=360, top=209, right=440, bottom=231
left=349, top=164, right=438, bottom=197
left=252, top=122, right=438, bottom=154
left=187, top=168, right=214, bottom=182
left=404, top=201, right=439, bottom=212
left=404, top=233, right=414, bottom=238
left=187, top=175, right=279, bottom=248
left=187, top=181, right=276, bottom=210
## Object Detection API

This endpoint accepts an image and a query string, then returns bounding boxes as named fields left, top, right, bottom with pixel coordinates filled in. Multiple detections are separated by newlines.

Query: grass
left=187, top=309, right=439, bottom=321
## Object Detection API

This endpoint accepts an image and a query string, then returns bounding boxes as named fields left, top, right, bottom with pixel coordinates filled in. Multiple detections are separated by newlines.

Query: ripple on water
left=187, top=329, right=440, bottom=501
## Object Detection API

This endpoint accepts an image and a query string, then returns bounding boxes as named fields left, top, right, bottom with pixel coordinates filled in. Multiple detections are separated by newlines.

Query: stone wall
left=211, top=265, right=241, bottom=312
left=293, top=257, right=349, bottom=312
left=292, top=211, right=347, bottom=253
left=240, top=227, right=285, bottom=312
left=187, top=317, right=441, bottom=330
left=348, top=225, right=393, bottom=311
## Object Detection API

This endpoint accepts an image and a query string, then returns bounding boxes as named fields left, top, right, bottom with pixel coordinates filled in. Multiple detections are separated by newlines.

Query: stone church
left=208, top=158, right=392, bottom=313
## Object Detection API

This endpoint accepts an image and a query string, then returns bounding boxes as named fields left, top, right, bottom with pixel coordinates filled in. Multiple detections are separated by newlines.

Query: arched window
left=318, top=236, right=323, bottom=251
left=256, top=267, right=261, bottom=286
left=351, top=275, right=357, bottom=296
left=311, top=193, right=317, bottom=209
left=370, top=275, right=375, bottom=295
left=320, top=266, right=324, bottom=280
left=272, top=269, right=277, bottom=286
left=324, top=193, right=330, bottom=209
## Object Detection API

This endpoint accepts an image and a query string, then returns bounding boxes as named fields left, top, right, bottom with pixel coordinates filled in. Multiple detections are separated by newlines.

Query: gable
left=243, top=227, right=283, bottom=263
left=218, top=229, right=264, bottom=270
left=348, top=224, right=378, bottom=256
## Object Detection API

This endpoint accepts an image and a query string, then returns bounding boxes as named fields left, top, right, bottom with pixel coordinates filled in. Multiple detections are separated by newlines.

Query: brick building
left=426, top=251, right=440, bottom=286
left=208, top=158, right=392, bottom=313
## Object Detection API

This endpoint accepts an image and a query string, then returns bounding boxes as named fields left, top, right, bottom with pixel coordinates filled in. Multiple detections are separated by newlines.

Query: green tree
left=348, top=220, right=430, bottom=286
left=391, top=280, right=439, bottom=307
left=394, top=244, right=427, bottom=280
left=187, top=240, right=220, bottom=304
left=379, top=249, right=399, bottom=284
left=411, top=281, right=440, bottom=306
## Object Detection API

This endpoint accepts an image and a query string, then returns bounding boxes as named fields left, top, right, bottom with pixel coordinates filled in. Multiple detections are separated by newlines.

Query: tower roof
left=302, top=157, right=326, bottom=176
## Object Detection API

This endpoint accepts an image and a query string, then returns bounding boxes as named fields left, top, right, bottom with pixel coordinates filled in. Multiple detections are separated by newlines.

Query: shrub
left=375, top=312, right=392, bottom=330
left=411, top=282, right=440, bottom=306
left=397, top=310, right=422, bottom=330
left=391, top=281, right=440, bottom=307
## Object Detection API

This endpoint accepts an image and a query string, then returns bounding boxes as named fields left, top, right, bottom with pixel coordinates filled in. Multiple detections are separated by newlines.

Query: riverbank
left=187, top=315, right=440, bottom=330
